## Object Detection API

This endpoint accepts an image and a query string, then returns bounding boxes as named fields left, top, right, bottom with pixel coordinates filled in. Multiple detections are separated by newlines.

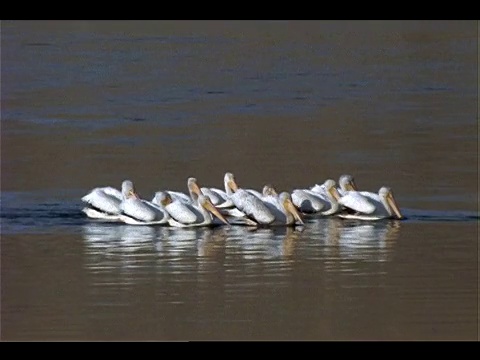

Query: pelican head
left=224, top=172, right=239, bottom=193
left=324, top=179, right=341, bottom=201
left=262, top=184, right=278, bottom=197
left=121, top=180, right=138, bottom=199
left=157, top=192, right=174, bottom=207
left=339, top=174, right=357, bottom=192
left=152, top=191, right=170, bottom=207
left=198, top=194, right=230, bottom=225
left=379, top=187, right=403, bottom=219
left=187, top=177, right=202, bottom=199
left=279, top=192, right=304, bottom=225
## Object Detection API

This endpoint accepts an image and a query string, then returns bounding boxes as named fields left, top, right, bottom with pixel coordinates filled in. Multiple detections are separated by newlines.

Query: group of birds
left=81, top=172, right=404, bottom=228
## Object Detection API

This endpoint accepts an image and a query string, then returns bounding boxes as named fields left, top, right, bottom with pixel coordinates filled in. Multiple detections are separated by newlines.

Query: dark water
left=1, top=20, right=478, bottom=341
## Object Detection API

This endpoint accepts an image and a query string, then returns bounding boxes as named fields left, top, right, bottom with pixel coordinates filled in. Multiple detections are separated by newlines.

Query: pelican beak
left=204, top=199, right=230, bottom=225
left=284, top=198, right=304, bottom=225
left=129, top=189, right=139, bottom=199
left=387, top=192, right=403, bottom=219
left=228, top=179, right=239, bottom=193
left=348, top=179, right=358, bottom=191
left=329, top=187, right=341, bottom=201
left=190, top=180, right=203, bottom=196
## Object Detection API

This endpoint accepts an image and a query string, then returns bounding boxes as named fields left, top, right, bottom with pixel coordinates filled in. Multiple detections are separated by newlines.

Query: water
left=1, top=20, right=478, bottom=341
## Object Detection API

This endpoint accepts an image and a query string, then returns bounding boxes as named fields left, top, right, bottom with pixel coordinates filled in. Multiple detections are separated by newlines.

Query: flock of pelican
left=81, top=172, right=403, bottom=228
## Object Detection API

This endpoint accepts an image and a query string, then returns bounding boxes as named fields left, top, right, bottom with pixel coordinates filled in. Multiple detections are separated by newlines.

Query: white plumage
left=158, top=192, right=230, bottom=228
left=224, top=173, right=303, bottom=226
left=119, top=190, right=170, bottom=225
left=81, top=180, right=135, bottom=220
left=338, top=187, right=403, bottom=220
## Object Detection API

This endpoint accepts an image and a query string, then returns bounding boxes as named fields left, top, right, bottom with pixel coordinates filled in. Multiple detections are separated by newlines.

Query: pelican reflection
left=226, top=225, right=303, bottom=259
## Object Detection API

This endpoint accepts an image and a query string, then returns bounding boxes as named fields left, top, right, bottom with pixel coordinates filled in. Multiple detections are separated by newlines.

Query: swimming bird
left=119, top=190, right=170, bottom=225
left=158, top=192, right=230, bottom=228
left=293, top=179, right=342, bottom=215
left=262, top=192, right=305, bottom=226
left=225, top=173, right=303, bottom=226
left=337, top=186, right=403, bottom=220
left=81, top=180, right=137, bottom=220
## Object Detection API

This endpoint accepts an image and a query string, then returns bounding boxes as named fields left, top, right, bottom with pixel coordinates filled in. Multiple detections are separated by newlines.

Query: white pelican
left=337, top=186, right=403, bottom=220
left=223, top=172, right=275, bottom=224
left=263, top=192, right=305, bottom=226
left=292, top=178, right=344, bottom=215
left=293, top=179, right=342, bottom=216
left=158, top=192, right=230, bottom=228
left=119, top=190, right=170, bottom=225
left=292, top=188, right=327, bottom=214
left=225, top=173, right=303, bottom=226
left=81, top=180, right=136, bottom=220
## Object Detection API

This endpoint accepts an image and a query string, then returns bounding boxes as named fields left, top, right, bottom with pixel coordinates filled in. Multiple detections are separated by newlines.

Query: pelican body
left=119, top=191, right=170, bottom=225
left=224, top=172, right=304, bottom=226
left=158, top=192, right=230, bottom=228
left=292, top=179, right=343, bottom=216
left=82, top=180, right=136, bottom=220
left=337, top=187, right=403, bottom=220
left=294, top=174, right=357, bottom=214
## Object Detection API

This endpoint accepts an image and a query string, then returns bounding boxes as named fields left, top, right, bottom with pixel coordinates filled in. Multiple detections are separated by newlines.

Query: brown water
left=1, top=20, right=478, bottom=341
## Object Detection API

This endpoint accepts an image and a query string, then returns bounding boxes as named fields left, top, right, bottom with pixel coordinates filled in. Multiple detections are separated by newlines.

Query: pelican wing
left=165, top=201, right=199, bottom=224
left=82, top=188, right=122, bottom=215
left=292, top=189, right=325, bottom=212
left=261, top=194, right=279, bottom=208
left=121, top=198, right=158, bottom=222
left=204, top=188, right=234, bottom=208
left=246, top=189, right=263, bottom=199
left=168, top=191, right=193, bottom=204
left=200, top=188, right=223, bottom=205
left=262, top=199, right=285, bottom=220
left=230, top=190, right=275, bottom=224
left=82, top=207, right=121, bottom=220
left=338, top=192, right=376, bottom=214
left=101, top=187, right=123, bottom=200
left=309, top=183, right=326, bottom=195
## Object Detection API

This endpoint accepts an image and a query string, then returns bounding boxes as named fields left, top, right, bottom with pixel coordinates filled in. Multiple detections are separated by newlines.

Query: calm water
left=1, top=20, right=478, bottom=341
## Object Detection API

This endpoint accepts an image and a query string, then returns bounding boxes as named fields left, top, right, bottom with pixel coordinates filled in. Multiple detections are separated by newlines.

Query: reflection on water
left=81, top=219, right=400, bottom=261
left=81, top=219, right=401, bottom=280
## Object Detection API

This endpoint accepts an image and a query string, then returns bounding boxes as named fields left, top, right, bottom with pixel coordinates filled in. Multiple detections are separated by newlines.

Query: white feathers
left=81, top=173, right=402, bottom=226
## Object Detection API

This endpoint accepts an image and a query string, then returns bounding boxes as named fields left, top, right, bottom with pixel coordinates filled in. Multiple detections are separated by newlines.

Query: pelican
left=262, top=192, right=305, bottom=226
left=81, top=180, right=136, bottom=220
left=223, top=172, right=275, bottom=224
left=293, top=179, right=342, bottom=216
left=292, top=175, right=346, bottom=215
left=119, top=190, right=170, bottom=225
left=337, top=186, right=403, bottom=220
left=292, top=188, right=326, bottom=214
left=225, top=173, right=303, bottom=226
left=158, top=192, right=230, bottom=228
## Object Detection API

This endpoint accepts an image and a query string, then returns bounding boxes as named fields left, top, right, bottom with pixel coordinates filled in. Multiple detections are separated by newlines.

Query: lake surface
left=1, top=20, right=478, bottom=341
